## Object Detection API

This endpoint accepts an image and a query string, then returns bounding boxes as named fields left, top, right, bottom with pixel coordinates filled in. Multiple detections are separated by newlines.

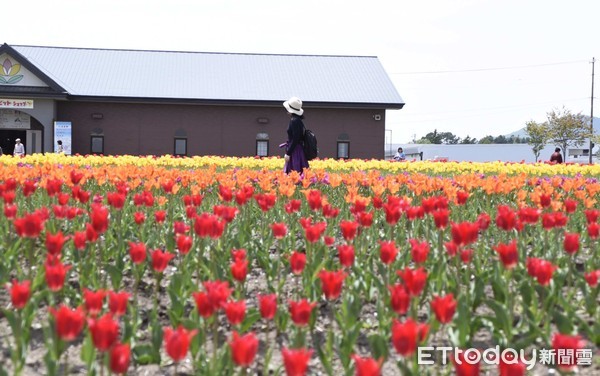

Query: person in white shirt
left=393, top=147, right=406, bottom=161
left=56, top=140, right=64, bottom=153
left=13, top=138, right=24, bottom=157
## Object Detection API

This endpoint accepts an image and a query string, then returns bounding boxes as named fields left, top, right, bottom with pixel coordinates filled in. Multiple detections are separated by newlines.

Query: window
left=174, top=138, right=187, bottom=156
left=256, top=140, right=269, bottom=157
left=337, top=141, right=350, bottom=159
left=91, top=136, right=104, bottom=154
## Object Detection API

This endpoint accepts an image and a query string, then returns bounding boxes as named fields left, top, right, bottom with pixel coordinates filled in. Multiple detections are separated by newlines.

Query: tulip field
left=0, top=154, right=599, bottom=375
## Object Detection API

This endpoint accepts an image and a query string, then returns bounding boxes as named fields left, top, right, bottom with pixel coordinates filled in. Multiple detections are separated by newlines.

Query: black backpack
left=303, top=128, right=318, bottom=161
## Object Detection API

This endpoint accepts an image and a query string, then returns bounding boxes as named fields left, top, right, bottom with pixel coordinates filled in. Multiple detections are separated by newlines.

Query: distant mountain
left=505, top=117, right=600, bottom=138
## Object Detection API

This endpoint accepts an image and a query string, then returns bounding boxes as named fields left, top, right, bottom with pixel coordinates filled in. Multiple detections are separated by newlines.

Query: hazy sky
left=3, top=0, right=598, bottom=143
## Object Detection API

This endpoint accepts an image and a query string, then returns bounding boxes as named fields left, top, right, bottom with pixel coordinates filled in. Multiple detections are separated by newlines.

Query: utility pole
left=590, top=57, right=595, bottom=164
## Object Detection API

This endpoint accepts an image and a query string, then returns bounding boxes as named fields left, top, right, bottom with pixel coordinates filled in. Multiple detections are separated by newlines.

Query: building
left=0, top=43, right=404, bottom=158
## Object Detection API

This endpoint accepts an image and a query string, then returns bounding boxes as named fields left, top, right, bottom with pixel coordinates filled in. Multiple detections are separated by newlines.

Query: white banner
left=0, top=98, right=34, bottom=109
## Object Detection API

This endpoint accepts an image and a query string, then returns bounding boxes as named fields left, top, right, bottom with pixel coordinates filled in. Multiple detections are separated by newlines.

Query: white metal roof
left=11, top=45, right=404, bottom=107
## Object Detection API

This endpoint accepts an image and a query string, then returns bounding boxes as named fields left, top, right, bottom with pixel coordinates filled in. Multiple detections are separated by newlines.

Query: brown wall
left=57, top=101, right=386, bottom=159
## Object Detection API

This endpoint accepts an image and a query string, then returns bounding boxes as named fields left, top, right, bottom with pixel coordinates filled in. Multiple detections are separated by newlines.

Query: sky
left=3, top=0, right=598, bottom=143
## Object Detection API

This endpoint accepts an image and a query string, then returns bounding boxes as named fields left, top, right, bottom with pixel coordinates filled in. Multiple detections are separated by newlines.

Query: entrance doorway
left=0, top=130, right=27, bottom=156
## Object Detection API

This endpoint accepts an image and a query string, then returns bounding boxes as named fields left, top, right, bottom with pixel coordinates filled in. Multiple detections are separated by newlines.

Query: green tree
left=439, top=132, right=459, bottom=144
left=460, top=136, right=477, bottom=144
left=478, top=135, right=494, bottom=144
left=546, top=107, right=590, bottom=162
left=525, top=120, right=548, bottom=162
left=422, top=129, right=443, bottom=144
left=493, top=135, right=508, bottom=144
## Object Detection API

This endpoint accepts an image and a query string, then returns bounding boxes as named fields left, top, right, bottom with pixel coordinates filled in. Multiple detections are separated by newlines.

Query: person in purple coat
left=282, top=97, right=309, bottom=174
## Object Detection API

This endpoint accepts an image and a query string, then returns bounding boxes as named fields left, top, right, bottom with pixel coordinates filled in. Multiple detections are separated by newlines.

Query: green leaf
left=486, top=299, right=512, bottom=339
left=368, top=333, right=389, bottom=361
left=133, top=344, right=158, bottom=365
left=552, top=311, right=573, bottom=334
left=240, top=308, right=261, bottom=333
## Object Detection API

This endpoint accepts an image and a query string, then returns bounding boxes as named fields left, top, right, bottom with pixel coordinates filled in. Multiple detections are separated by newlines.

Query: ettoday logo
left=418, top=346, right=537, bottom=370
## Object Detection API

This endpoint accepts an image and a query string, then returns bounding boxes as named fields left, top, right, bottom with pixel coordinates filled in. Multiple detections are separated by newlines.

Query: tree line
left=414, top=107, right=594, bottom=163
left=415, top=131, right=529, bottom=145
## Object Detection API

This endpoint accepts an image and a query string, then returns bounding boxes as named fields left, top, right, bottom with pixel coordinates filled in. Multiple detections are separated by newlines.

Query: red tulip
left=107, top=192, right=126, bottom=209
left=164, top=325, right=198, bottom=362
left=289, top=251, right=307, bottom=275
left=90, top=204, right=109, bottom=233
left=584, top=209, right=599, bottom=224
left=83, top=288, right=106, bottom=316
left=409, top=238, right=429, bottom=264
left=460, top=249, right=474, bottom=264
left=337, top=244, right=355, bottom=268
left=444, top=241, right=458, bottom=257
left=154, top=210, right=166, bottom=223
left=307, top=190, right=322, bottom=211
left=258, top=294, right=278, bottom=320
left=45, top=260, right=71, bottom=292
left=391, top=318, right=428, bottom=356
left=8, top=279, right=31, bottom=309
left=49, top=305, right=85, bottom=341
left=228, top=249, right=246, bottom=263
left=450, top=221, right=479, bottom=246
left=255, top=193, right=277, bottom=212
left=406, top=205, right=425, bottom=220
left=358, top=211, right=373, bottom=227
left=133, top=212, right=145, bottom=225
left=194, top=213, right=225, bottom=239
left=289, top=299, right=316, bottom=327
left=388, top=284, right=410, bottom=315
left=173, top=220, right=190, bottom=234
left=318, top=269, right=347, bottom=300
left=397, top=267, right=427, bottom=296
left=73, top=231, right=87, bottom=250
left=110, top=342, right=131, bottom=374
left=14, top=212, right=45, bottom=238
left=45, top=231, right=67, bottom=256
left=340, top=220, right=359, bottom=241
left=430, top=293, right=457, bottom=324
left=128, top=242, right=147, bottom=264
left=539, top=193, right=552, bottom=208
left=192, top=291, right=215, bottom=318
left=552, top=333, right=586, bottom=371
left=453, top=349, right=481, bottom=376
left=175, top=235, right=193, bottom=255
left=476, top=212, right=491, bottom=230
left=224, top=299, right=247, bottom=325
left=456, top=190, right=469, bottom=205
left=86, top=223, right=99, bottom=243
left=563, top=198, right=577, bottom=213
left=379, top=241, right=398, bottom=265
left=588, top=222, right=600, bottom=239
left=203, top=280, right=231, bottom=310
left=352, top=354, right=383, bottom=376
left=304, top=222, right=327, bottom=243
left=271, top=222, right=288, bottom=238
left=584, top=270, right=600, bottom=287
left=432, top=209, right=449, bottom=229
left=229, top=331, right=259, bottom=367
left=526, top=257, right=556, bottom=286
left=3, top=203, right=17, bottom=218
left=498, top=355, right=526, bottom=376
left=231, top=258, right=249, bottom=282
left=495, top=205, right=518, bottom=231
left=108, top=291, right=130, bottom=316
left=284, top=199, right=302, bottom=213
left=282, top=347, right=313, bottom=376
left=22, top=180, right=37, bottom=197
left=88, top=313, right=119, bottom=352
left=493, top=240, right=518, bottom=269
left=70, top=169, right=84, bottom=185
left=151, top=249, right=175, bottom=273
left=563, top=232, right=580, bottom=255
left=383, top=202, right=401, bottom=225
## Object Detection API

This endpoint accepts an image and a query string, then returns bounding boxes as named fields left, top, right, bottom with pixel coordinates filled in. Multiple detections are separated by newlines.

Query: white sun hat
left=283, top=97, right=304, bottom=116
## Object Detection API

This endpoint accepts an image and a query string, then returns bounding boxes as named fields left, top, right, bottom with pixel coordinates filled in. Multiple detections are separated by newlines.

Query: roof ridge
left=11, top=44, right=377, bottom=59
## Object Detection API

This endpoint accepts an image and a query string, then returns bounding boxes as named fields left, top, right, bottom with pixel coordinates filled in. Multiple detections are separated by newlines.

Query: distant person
left=393, top=147, right=406, bottom=161
left=56, top=140, right=64, bottom=153
left=13, top=138, right=24, bottom=157
left=282, top=96, right=309, bottom=174
left=550, top=147, right=563, bottom=164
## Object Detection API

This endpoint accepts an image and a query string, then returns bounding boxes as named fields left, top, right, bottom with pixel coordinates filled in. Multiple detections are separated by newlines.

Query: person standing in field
left=13, top=138, right=24, bottom=157
left=282, top=96, right=309, bottom=174
left=550, top=147, right=563, bottom=164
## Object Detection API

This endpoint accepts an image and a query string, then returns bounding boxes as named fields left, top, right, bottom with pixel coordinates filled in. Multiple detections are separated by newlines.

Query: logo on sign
left=1, top=58, right=23, bottom=85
